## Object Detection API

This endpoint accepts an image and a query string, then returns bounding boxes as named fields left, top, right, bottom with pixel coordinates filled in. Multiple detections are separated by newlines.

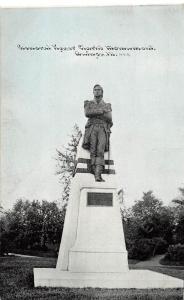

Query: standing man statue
left=82, top=84, right=113, bottom=182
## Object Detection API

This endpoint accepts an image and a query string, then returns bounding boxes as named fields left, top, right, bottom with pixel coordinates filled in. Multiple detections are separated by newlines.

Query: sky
left=1, top=5, right=184, bottom=210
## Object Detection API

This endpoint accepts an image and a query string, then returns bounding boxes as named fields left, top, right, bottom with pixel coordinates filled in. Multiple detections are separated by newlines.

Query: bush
left=128, top=238, right=153, bottom=260
left=165, top=244, right=184, bottom=262
left=127, top=237, right=168, bottom=260
left=0, top=232, right=16, bottom=255
left=152, top=237, right=168, bottom=255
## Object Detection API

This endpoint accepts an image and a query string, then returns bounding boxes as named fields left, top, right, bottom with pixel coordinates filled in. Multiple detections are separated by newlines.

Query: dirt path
left=135, top=254, right=184, bottom=269
left=8, top=252, right=42, bottom=258
left=135, top=254, right=165, bottom=267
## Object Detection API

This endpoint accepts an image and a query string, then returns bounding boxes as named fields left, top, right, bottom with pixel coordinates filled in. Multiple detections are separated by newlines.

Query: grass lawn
left=131, top=263, right=184, bottom=281
left=0, top=256, right=184, bottom=300
left=160, top=257, right=184, bottom=267
left=8, top=248, right=58, bottom=258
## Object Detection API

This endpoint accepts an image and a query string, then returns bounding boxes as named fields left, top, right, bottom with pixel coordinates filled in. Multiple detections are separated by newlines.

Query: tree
left=124, top=191, right=174, bottom=259
left=132, top=191, right=174, bottom=241
left=172, top=187, right=184, bottom=244
left=0, top=213, right=9, bottom=255
left=5, top=198, right=32, bottom=249
left=172, top=187, right=184, bottom=206
left=1, top=198, right=65, bottom=254
left=132, top=191, right=163, bottom=220
left=0, top=205, right=3, bottom=214
left=175, top=212, right=184, bottom=244
left=55, top=124, right=82, bottom=207
left=40, top=200, right=65, bottom=248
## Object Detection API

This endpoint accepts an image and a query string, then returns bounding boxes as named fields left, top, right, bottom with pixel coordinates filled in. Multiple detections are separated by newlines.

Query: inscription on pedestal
left=87, top=192, right=113, bottom=206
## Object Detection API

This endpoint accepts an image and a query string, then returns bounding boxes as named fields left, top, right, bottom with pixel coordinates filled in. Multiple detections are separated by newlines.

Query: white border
left=0, top=0, right=184, bottom=8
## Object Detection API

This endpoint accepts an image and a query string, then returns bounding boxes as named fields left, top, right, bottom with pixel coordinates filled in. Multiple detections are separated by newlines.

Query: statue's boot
left=95, top=165, right=105, bottom=182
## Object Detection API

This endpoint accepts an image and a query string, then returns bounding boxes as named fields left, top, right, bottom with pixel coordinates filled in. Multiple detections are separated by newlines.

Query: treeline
left=1, top=189, right=184, bottom=263
left=0, top=199, right=66, bottom=256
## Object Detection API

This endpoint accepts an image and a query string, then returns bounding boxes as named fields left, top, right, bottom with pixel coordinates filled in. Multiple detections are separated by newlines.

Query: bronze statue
left=82, top=84, right=113, bottom=181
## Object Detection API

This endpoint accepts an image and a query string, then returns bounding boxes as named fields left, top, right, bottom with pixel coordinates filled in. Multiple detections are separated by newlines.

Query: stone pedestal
left=54, top=141, right=129, bottom=274
left=68, top=185, right=128, bottom=273
left=34, top=140, right=183, bottom=289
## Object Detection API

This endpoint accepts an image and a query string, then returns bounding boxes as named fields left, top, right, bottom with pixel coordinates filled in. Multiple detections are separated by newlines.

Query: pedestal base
left=34, top=268, right=183, bottom=289
left=69, top=250, right=128, bottom=272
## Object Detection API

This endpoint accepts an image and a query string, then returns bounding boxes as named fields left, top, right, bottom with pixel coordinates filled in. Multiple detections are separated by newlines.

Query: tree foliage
left=55, top=124, right=82, bottom=207
left=172, top=187, right=184, bottom=244
left=132, top=191, right=163, bottom=220
left=124, top=191, right=174, bottom=260
left=0, top=198, right=65, bottom=255
left=172, top=187, right=184, bottom=206
left=165, top=244, right=184, bottom=263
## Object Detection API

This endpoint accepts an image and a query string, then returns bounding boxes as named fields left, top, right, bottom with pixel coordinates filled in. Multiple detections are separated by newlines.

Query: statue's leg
left=95, top=127, right=106, bottom=181
left=89, top=126, right=98, bottom=174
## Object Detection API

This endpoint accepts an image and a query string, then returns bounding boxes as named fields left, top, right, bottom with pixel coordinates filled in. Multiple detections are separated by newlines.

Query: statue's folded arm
left=84, top=100, right=104, bottom=117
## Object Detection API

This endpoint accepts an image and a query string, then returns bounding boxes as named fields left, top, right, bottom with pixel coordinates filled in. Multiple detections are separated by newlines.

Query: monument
left=34, top=85, right=183, bottom=289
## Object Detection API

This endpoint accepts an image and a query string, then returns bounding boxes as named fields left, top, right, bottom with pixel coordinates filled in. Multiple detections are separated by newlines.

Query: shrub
left=127, top=237, right=168, bottom=260
left=165, top=244, right=184, bottom=262
left=128, top=238, right=153, bottom=260
left=0, top=231, right=16, bottom=255
left=151, top=237, right=168, bottom=255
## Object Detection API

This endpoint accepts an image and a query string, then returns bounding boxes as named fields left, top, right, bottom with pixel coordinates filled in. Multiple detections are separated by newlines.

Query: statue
left=82, top=84, right=113, bottom=182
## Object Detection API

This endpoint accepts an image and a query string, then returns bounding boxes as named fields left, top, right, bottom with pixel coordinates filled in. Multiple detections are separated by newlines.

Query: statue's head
left=93, top=84, right=103, bottom=99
